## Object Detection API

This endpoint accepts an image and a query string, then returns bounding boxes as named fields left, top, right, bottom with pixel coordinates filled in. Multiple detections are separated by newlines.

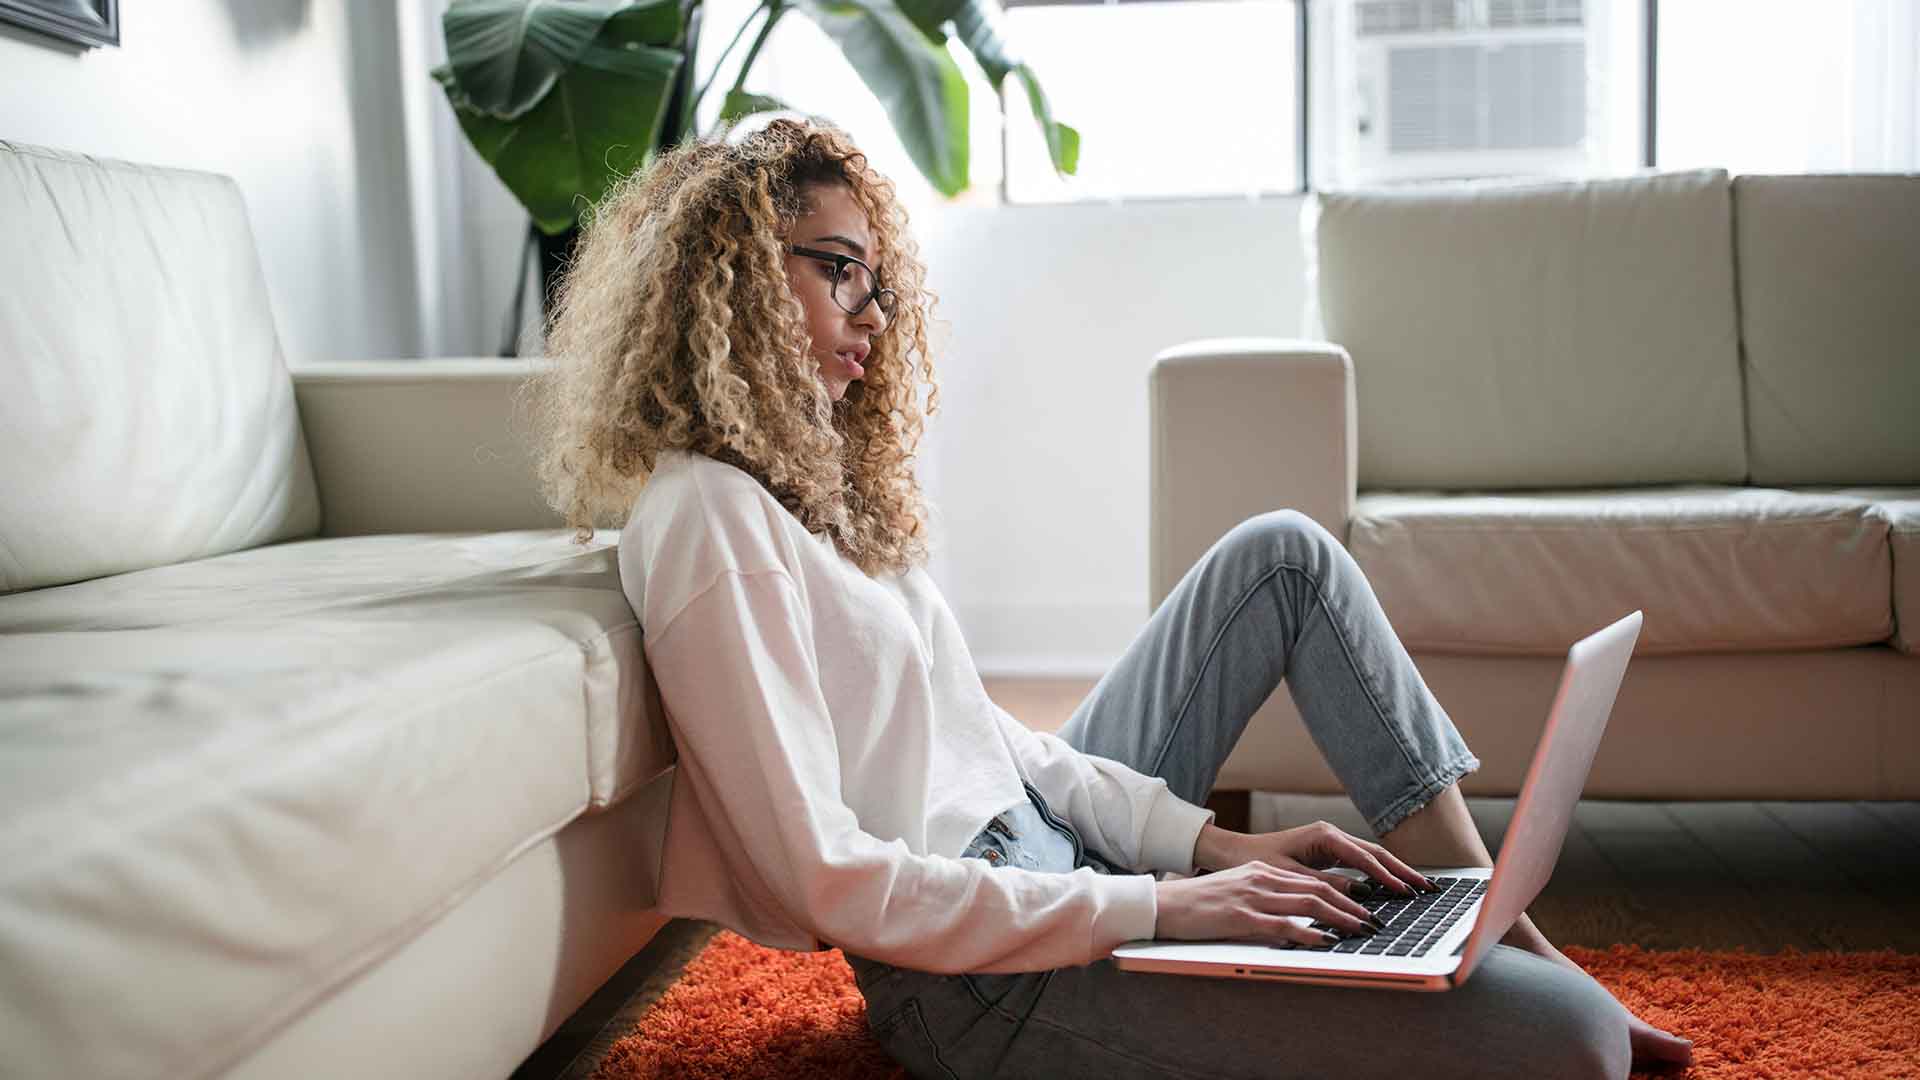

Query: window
left=700, top=0, right=1914, bottom=209
left=1000, top=0, right=1303, bottom=202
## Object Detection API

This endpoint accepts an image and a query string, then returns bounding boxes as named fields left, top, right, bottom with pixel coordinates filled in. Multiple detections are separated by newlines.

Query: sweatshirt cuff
left=1139, top=786, right=1217, bottom=875
left=1090, top=869, right=1160, bottom=954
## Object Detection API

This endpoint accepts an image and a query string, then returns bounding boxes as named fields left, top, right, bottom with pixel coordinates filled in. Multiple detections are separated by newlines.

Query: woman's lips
left=837, top=351, right=864, bottom=378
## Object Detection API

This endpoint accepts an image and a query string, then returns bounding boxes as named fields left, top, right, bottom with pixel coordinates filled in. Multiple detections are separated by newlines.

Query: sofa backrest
left=1733, top=173, right=1920, bottom=485
left=1302, top=168, right=1749, bottom=490
left=0, top=142, right=320, bottom=595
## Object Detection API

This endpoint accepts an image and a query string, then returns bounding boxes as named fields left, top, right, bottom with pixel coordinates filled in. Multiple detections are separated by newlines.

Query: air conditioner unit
left=1338, top=0, right=1597, bottom=185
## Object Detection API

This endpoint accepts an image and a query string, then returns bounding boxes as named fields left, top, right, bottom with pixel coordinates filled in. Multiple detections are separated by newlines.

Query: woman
left=523, top=116, right=1692, bottom=1079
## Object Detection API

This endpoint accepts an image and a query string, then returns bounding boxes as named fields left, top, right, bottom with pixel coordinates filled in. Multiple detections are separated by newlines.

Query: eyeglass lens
left=833, top=259, right=895, bottom=323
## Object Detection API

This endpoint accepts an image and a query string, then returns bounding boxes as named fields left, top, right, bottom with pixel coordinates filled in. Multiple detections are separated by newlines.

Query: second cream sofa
left=1150, top=168, right=1919, bottom=806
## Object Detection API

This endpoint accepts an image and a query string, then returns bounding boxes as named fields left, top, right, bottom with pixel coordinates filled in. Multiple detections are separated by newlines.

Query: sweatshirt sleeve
left=989, top=705, right=1217, bottom=878
left=643, top=566, right=1162, bottom=973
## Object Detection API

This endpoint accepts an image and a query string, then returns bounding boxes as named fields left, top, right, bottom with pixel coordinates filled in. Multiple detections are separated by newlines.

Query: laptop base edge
left=1111, top=956, right=1454, bottom=992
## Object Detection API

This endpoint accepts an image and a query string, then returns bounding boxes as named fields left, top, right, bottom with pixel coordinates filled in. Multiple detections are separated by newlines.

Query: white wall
left=918, top=196, right=1310, bottom=676
left=0, top=1, right=431, bottom=365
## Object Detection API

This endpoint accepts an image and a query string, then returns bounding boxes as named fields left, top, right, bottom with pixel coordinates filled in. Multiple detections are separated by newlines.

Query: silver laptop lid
left=1453, top=610, right=1642, bottom=983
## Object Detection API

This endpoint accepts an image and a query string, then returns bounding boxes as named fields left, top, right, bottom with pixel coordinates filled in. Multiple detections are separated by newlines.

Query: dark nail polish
left=1350, top=881, right=1375, bottom=900
left=1369, top=914, right=1388, bottom=929
left=1320, top=931, right=1341, bottom=946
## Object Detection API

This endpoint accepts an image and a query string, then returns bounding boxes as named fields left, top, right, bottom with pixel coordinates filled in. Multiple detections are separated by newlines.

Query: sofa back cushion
left=0, top=142, right=320, bottom=594
left=1734, top=174, right=1920, bottom=485
left=1303, top=168, right=1749, bottom=489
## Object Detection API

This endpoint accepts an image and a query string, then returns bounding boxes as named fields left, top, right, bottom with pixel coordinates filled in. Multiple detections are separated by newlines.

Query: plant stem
left=688, top=0, right=770, bottom=121
left=728, top=0, right=786, bottom=97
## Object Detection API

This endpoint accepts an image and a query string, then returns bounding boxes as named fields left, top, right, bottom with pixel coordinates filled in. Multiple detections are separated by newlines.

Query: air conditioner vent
left=1358, top=0, right=1584, bottom=36
left=1488, top=0, right=1584, bottom=29
left=1357, top=0, right=1465, bottom=36
left=1388, top=40, right=1586, bottom=153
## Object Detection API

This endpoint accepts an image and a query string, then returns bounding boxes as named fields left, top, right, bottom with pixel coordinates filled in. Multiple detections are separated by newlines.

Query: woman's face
left=783, top=183, right=887, bottom=402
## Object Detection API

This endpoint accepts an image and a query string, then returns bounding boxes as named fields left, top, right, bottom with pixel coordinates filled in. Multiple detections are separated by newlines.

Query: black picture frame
left=0, top=0, right=119, bottom=48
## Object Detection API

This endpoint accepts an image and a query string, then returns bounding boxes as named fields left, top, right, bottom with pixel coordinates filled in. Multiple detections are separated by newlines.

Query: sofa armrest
left=291, top=358, right=563, bottom=537
left=1148, top=338, right=1357, bottom=609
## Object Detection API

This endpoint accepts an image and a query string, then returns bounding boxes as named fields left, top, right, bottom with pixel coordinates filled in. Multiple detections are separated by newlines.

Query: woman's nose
left=849, top=296, right=884, bottom=333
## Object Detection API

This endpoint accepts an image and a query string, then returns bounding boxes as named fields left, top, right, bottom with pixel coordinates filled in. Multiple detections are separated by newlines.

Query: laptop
left=1111, top=609, right=1643, bottom=991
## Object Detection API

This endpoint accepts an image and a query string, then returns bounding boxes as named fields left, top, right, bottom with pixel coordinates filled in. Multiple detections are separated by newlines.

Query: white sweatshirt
left=616, top=448, right=1216, bottom=974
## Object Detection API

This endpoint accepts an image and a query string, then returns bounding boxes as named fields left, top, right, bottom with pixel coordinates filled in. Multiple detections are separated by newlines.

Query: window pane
left=1657, top=0, right=1920, bottom=173
left=1002, top=0, right=1300, bottom=202
left=1308, top=0, right=1645, bottom=188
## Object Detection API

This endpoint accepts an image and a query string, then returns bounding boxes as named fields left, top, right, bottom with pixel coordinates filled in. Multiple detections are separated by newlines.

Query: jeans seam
left=1370, top=750, right=1481, bottom=838
left=1286, top=559, right=1439, bottom=792
left=1148, top=561, right=1280, bottom=779
left=900, top=998, right=961, bottom=1080
left=961, top=967, right=1056, bottom=1021
left=1153, top=558, right=1439, bottom=810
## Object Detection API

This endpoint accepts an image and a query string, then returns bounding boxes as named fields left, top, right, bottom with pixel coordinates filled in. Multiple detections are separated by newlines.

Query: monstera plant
left=431, top=0, right=1079, bottom=352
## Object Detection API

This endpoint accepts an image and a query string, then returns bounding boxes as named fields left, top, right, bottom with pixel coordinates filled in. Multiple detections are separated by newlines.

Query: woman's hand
left=1192, top=820, right=1436, bottom=899
left=1153, top=861, right=1389, bottom=947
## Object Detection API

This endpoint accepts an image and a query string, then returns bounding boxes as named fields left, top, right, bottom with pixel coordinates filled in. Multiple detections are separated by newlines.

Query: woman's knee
left=1225, top=509, right=1347, bottom=576
left=1230, top=508, right=1328, bottom=548
left=1477, top=950, right=1631, bottom=1080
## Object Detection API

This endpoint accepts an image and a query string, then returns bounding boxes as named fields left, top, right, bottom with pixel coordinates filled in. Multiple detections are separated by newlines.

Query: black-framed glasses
left=789, top=245, right=899, bottom=328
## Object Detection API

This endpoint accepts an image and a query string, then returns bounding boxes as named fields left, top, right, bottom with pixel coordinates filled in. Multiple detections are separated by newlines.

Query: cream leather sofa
left=0, top=144, right=678, bottom=1078
left=1152, top=168, right=1919, bottom=806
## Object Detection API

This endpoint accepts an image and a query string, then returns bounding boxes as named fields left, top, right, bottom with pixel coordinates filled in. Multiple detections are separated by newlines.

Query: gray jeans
left=843, top=511, right=1632, bottom=1079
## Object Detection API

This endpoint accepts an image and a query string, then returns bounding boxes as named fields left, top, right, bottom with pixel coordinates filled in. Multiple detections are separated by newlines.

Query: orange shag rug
left=591, top=932, right=1920, bottom=1079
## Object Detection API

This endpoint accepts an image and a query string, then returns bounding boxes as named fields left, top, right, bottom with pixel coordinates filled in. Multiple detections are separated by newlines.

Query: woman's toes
left=1629, top=1015, right=1693, bottom=1068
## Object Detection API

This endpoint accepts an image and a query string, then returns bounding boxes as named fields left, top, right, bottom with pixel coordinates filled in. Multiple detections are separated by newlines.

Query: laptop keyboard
left=1290, top=875, right=1489, bottom=957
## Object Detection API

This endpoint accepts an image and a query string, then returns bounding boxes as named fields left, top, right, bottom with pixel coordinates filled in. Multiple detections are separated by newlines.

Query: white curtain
left=393, top=2, right=546, bottom=359
left=1658, top=0, right=1920, bottom=173
left=1811, top=0, right=1919, bottom=171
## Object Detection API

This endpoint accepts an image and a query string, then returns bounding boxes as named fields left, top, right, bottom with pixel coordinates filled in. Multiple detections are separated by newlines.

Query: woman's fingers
left=1322, top=828, right=1431, bottom=894
left=1265, top=915, right=1347, bottom=948
left=1267, top=892, right=1378, bottom=936
left=1298, top=864, right=1386, bottom=900
left=1268, top=870, right=1377, bottom=928
left=1356, top=839, right=1437, bottom=892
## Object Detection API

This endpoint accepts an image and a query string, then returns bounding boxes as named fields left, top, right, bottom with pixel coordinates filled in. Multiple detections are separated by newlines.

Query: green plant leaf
left=437, top=21, right=684, bottom=233
left=1013, top=63, right=1078, bottom=176
left=794, top=0, right=970, bottom=197
left=719, top=89, right=794, bottom=126
left=443, top=0, right=681, bottom=120
left=890, top=0, right=965, bottom=44
left=945, top=0, right=1076, bottom=177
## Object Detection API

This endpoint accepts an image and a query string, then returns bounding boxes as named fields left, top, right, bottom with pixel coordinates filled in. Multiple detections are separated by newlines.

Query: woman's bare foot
left=1376, top=785, right=1691, bottom=1068
left=1506, top=920, right=1694, bottom=1071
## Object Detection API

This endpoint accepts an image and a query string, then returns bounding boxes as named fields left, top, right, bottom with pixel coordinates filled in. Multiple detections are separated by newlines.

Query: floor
left=515, top=675, right=1920, bottom=1080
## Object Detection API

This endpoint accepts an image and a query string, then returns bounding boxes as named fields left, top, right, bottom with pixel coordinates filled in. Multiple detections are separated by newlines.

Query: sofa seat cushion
left=1820, top=488, right=1920, bottom=655
left=0, top=530, right=669, bottom=1080
left=1348, top=487, right=1893, bottom=655
left=0, top=528, right=667, bottom=808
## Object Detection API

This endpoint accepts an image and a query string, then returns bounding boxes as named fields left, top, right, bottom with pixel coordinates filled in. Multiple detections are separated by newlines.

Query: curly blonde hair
left=517, top=116, right=943, bottom=579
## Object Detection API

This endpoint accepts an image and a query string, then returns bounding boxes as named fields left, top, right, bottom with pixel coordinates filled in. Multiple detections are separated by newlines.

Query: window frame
left=993, top=0, right=1660, bottom=205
